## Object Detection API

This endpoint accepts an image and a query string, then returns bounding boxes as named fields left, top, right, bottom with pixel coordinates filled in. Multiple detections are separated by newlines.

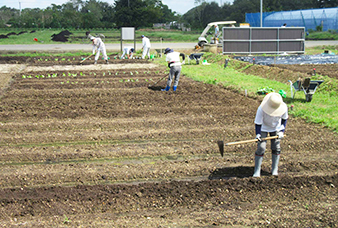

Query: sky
left=0, top=0, right=234, bottom=15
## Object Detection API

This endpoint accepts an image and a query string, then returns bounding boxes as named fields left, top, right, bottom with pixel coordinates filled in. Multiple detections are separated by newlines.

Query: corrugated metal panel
left=252, top=29, right=277, bottom=40
left=279, top=41, right=304, bottom=52
left=222, top=27, right=305, bottom=54
left=279, top=29, right=304, bottom=39
left=223, top=41, right=250, bottom=52
left=223, top=28, right=250, bottom=40
left=251, top=41, right=277, bottom=52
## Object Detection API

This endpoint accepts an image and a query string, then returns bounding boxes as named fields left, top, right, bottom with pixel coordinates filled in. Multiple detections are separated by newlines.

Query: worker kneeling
left=253, top=92, right=288, bottom=177
left=121, top=47, right=134, bottom=59
left=162, top=48, right=185, bottom=92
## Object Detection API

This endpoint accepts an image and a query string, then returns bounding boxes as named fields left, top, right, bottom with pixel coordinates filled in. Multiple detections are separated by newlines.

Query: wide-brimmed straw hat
left=260, top=92, right=287, bottom=116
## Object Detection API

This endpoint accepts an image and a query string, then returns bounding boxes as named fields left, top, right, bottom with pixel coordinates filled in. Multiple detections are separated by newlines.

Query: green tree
left=81, top=0, right=104, bottom=28
left=113, top=0, right=163, bottom=28
left=0, top=6, right=20, bottom=28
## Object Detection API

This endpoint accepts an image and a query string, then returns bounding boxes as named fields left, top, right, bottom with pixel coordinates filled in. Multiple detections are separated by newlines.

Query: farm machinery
left=196, top=21, right=236, bottom=48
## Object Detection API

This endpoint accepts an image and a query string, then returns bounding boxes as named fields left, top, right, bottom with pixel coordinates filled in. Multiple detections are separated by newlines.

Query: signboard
left=121, top=27, right=135, bottom=40
left=121, top=27, right=136, bottom=52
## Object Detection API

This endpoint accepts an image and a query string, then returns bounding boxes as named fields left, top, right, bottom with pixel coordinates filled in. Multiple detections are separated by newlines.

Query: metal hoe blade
left=217, top=141, right=224, bottom=157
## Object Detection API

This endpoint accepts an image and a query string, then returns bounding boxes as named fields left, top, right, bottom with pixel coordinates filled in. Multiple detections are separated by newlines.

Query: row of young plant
left=21, top=71, right=165, bottom=79
left=59, top=78, right=155, bottom=85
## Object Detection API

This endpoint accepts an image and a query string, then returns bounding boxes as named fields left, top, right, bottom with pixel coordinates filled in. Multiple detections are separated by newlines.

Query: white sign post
left=121, top=27, right=136, bottom=52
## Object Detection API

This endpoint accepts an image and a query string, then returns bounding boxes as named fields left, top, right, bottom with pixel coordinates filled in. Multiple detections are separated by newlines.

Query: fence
left=222, top=27, right=305, bottom=54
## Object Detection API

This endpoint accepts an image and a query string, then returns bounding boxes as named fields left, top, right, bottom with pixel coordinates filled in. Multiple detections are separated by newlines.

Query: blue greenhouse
left=246, top=7, right=338, bottom=31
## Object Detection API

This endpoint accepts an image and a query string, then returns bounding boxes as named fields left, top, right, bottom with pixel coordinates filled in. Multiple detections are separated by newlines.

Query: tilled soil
left=0, top=57, right=337, bottom=227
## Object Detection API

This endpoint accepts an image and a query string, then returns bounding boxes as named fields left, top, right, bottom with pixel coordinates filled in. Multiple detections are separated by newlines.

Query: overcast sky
left=0, top=0, right=234, bottom=15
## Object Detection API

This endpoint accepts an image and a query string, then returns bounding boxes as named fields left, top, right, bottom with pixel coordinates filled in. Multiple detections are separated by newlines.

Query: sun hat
left=141, top=35, right=145, bottom=38
left=130, top=48, right=134, bottom=52
left=260, top=92, right=287, bottom=116
left=90, top=36, right=95, bottom=40
left=164, top=48, right=173, bottom=54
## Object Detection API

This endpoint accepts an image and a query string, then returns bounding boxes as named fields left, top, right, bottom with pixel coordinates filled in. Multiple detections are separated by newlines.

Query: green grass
left=306, top=31, right=338, bottom=40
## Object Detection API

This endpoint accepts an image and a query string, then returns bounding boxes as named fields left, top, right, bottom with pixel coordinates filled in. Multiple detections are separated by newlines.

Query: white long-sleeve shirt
left=142, top=37, right=151, bottom=48
left=254, top=106, right=288, bottom=132
left=166, top=52, right=182, bottom=67
left=92, top=37, right=105, bottom=54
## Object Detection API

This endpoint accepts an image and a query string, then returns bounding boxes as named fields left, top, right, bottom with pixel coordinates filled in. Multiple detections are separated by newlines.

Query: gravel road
left=0, top=41, right=336, bottom=53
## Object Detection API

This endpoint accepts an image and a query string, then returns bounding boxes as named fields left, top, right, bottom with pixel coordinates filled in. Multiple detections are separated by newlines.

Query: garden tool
left=148, top=75, right=167, bottom=88
left=217, top=135, right=279, bottom=157
left=80, top=54, right=94, bottom=64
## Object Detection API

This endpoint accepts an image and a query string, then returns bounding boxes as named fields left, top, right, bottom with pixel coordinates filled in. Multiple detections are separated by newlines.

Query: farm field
left=0, top=56, right=337, bottom=227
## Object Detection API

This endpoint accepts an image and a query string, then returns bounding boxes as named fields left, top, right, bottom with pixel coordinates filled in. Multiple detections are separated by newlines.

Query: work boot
left=105, top=59, right=109, bottom=64
left=253, top=155, right=263, bottom=177
left=173, top=86, right=177, bottom=91
left=161, top=86, right=170, bottom=91
left=94, top=61, right=97, bottom=65
left=271, top=154, right=280, bottom=176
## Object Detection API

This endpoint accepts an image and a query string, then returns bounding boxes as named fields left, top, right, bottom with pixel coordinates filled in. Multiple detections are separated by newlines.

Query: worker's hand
left=182, top=60, right=185, bottom=65
left=255, top=134, right=261, bottom=142
left=277, top=131, right=284, bottom=139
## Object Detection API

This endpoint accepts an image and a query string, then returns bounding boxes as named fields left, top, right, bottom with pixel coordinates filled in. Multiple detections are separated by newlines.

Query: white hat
left=260, top=92, right=287, bottom=116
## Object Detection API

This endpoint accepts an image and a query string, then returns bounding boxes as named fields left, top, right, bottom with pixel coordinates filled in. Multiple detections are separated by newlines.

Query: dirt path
left=0, top=57, right=337, bottom=227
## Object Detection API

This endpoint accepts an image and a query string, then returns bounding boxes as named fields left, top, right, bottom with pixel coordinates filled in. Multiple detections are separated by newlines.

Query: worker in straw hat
left=253, top=92, right=288, bottom=177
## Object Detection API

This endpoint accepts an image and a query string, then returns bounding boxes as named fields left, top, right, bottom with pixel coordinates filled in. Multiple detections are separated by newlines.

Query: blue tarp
left=234, top=54, right=338, bottom=65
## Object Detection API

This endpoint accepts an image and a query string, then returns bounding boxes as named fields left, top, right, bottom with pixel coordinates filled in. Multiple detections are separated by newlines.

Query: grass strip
left=172, top=54, right=338, bottom=133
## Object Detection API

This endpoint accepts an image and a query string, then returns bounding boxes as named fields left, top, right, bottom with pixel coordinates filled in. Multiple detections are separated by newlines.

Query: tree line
left=0, top=0, right=337, bottom=29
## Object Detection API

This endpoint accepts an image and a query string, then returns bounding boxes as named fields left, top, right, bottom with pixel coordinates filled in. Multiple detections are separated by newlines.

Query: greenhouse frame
left=246, top=7, right=338, bottom=31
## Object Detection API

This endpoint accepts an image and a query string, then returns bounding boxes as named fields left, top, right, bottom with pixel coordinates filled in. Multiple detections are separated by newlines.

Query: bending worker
left=141, top=35, right=151, bottom=59
left=162, top=48, right=185, bottom=92
left=253, top=92, right=288, bottom=177
left=121, top=47, right=134, bottom=59
left=90, top=36, right=108, bottom=64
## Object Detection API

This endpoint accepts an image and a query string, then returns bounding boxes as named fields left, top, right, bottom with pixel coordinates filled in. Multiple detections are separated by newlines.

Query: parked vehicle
left=197, top=21, right=236, bottom=47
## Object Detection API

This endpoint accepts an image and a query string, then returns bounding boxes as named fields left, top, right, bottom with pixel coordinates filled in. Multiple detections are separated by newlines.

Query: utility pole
left=19, top=1, right=21, bottom=17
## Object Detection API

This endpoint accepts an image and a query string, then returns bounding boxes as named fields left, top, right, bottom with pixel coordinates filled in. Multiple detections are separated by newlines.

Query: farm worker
left=214, top=25, right=220, bottom=38
left=141, top=35, right=151, bottom=59
left=253, top=92, right=288, bottom=177
left=121, top=47, right=135, bottom=59
left=161, top=47, right=185, bottom=92
left=90, top=36, right=108, bottom=64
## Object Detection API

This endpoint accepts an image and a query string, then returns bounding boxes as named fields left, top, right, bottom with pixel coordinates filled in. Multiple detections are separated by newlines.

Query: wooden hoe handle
left=225, top=136, right=279, bottom=146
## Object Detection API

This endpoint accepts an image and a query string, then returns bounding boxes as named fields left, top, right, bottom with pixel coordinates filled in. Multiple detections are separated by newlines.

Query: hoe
left=148, top=75, right=167, bottom=88
left=80, top=54, right=94, bottom=64
left=217, top=135, right=279, bottom=157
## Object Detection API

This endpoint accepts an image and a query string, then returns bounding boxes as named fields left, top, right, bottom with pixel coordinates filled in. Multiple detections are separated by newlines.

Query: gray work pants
left=255, top=131, right=281, bottom=156
left=167, top=65, right=181, bottom=87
